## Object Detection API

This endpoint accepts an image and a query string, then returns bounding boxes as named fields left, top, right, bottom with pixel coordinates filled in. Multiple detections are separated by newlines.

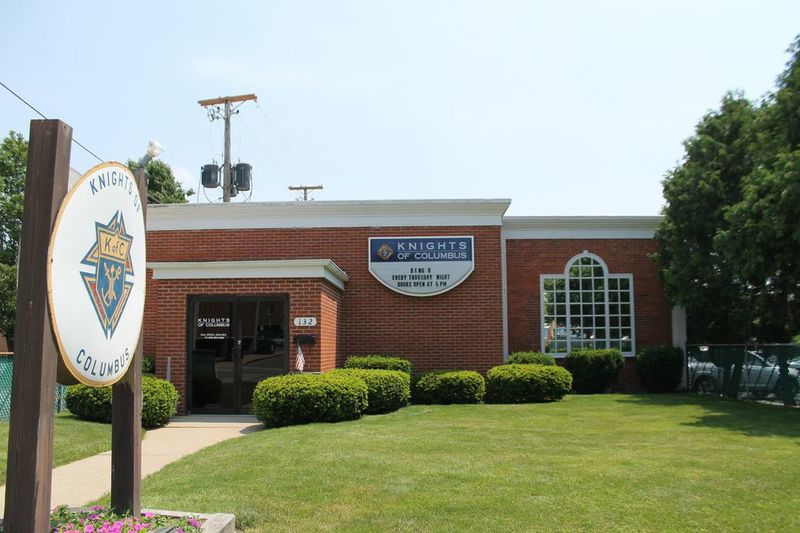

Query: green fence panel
left=687, top=344, right=800, bottom=406
left=0, top=356, right=68, bottom=421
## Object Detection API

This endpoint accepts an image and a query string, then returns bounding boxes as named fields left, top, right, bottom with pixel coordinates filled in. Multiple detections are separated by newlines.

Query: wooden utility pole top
left=199, top=93, right=257, bottom=202
left=289, top=184, right=323, bottom=201
left=197, top=93, right=257, bottom=107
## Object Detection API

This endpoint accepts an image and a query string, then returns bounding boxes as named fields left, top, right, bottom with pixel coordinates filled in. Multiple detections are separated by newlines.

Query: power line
left=0, top=80, right=104, bottom=164
left=238, top=115, right=294, bottom=188
left=0, top=80, right=164, bottom=205
left=256, top=101, right=317, bottom=182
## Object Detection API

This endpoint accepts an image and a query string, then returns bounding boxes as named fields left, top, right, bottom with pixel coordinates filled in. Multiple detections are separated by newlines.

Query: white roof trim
left=147, top=259, right=349, bottom=290
left=502, top=216, right=662, bottom=239
left=147, top=199, right=511, bottom=231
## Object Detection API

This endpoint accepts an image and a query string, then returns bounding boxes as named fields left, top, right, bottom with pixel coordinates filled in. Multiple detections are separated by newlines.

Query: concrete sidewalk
left=0, top=415, right=260, bottom=513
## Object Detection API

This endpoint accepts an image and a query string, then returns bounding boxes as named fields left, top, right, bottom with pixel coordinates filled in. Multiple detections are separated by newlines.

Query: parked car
left=688, top=352, right=800, bottom=400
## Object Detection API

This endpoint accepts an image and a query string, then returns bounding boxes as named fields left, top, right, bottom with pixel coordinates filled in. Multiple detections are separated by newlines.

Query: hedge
left=413, top=370, right=485, bottom=404
left=66, top=375, right=179, bottom=428
left=563, top=349, right=624, bottom=393
left=344, top=355, right=412, bottom=374
left=330, top=368, right=410, bottom=414
left=506, top=351, right=556, bottom=366
left=635, top=345, right=684, bottom=393
left=253, top=373, right=368, bottom=427
left=486, top=364, right=572, bottom=403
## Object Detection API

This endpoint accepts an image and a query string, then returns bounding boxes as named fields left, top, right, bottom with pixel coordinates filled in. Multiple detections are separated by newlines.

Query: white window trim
left=539, top=252, right=636, bottom=357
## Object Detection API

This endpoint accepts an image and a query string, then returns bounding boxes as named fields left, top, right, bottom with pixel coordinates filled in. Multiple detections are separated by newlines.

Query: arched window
left=541, top=252, right=635, bottom=356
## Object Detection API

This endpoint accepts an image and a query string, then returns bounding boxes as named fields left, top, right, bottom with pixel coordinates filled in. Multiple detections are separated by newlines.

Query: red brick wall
left=505, top=239, right=672, bottom=390
left=148, top=277, right=341, bottom=412
left=145, top=226, right=505, bottom=410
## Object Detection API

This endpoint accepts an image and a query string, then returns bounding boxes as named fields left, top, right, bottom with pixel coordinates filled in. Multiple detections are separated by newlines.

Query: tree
left=126, top=159, right=194, bottom=204
left=655, top=94, right=757, bottom=342
left=714, top=38, right=800, bottom=341
left=0, top=131, right=27, bottom=347
left=656, top=36, right=800, bottom=342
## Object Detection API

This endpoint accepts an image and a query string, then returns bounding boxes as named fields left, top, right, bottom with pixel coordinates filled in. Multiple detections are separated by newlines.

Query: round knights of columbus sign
left=47, top=162, right=146, bottom=386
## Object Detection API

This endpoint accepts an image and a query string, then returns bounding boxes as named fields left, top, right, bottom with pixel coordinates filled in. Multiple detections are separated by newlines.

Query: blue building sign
left=368, top=236, right=475, bottom=296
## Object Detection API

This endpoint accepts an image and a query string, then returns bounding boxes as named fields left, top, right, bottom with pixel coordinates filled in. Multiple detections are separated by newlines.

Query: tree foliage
left=126, top=159, right=193, bottom=204
left=0, top=131, right=27, bottom=346
left=657, top=36, right=800, bottom=342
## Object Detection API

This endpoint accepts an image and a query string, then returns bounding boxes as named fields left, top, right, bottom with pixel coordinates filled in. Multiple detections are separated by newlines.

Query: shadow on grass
left=616, top=393, right=800, bottom=440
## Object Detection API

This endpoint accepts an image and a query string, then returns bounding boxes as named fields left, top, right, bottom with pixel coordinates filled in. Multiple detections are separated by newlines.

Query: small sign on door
left=293, top=317, right=317, bottom=327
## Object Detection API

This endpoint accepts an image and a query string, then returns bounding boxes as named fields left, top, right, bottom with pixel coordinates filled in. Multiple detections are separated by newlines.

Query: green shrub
left=330, top=368, right=410, bottom=414
left=507, top=351, right=556, bottom=366
left=253, top=373, right=368, bottom=427
left=65, top=384, right=112, bottom=423
left=635, top=345, right=684, bottom=393
left=486, top=364, right=572, bottom=403
left=142, top=356, right=156, bottom=375
left=413, top=370, right=485, bottom=404
left=66, top=375, right=178, bottom=428
left=564, top=349, right=625, bottom=393
left=141, top=375, right=179, bottom=428
left=344, top=355, right=412, bottom=374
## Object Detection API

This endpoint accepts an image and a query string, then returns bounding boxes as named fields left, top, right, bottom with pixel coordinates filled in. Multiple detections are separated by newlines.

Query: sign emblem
left=368, top=236, right=474, bottom=297
left=48, top=162, right=146, bottom=386
left=376, top=243, right=394, bottom=261
left=80, top=212, right=135, bottom=338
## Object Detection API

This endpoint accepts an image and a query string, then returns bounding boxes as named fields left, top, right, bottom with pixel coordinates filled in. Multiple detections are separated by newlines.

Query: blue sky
left=1, top=1, right=798, bottom=214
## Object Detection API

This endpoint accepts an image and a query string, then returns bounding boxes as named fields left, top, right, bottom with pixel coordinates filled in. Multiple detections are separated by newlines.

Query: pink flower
left=143, top=512, right=155, bottom=518
left=187, top=518, right=202, bottom=528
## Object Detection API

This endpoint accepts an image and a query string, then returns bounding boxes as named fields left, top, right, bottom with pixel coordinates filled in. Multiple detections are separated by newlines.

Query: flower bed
left=50, top=505, right=204, bottom=533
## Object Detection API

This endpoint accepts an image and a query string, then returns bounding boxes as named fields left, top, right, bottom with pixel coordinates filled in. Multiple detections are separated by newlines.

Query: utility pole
left=198, top=93, right=257, bottom=202
left=289, top=184, right=323, bottom=201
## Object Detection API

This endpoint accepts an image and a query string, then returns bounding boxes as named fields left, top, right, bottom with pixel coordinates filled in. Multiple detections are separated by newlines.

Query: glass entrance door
left=188, top=296, right=288, bottom=414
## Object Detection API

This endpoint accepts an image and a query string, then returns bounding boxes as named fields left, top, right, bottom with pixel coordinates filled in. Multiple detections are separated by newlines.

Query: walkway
left=0, top=414, right=260, bottom=513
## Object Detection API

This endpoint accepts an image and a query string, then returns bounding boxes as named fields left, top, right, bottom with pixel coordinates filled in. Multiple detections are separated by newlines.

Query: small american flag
left=295, top=342, right=305, bottom=372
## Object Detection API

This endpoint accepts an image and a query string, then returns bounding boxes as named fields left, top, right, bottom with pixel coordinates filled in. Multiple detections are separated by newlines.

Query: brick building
left=143, top=199, right=685, bottom=414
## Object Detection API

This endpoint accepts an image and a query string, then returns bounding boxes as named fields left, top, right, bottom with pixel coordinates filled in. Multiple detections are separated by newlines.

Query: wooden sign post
left=3, top=119, right=147, bottom=531
left=4, top=119, right=72, bottom=532
left=110, top=165, right=147, bottom=515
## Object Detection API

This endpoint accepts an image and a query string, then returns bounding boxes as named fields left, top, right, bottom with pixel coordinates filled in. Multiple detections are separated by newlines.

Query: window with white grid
left=541, top=252, right=635, bottom=356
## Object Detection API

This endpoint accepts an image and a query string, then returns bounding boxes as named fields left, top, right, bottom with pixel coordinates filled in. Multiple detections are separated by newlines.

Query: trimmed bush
left=65, top=384, right=112, bottom=423
left=636, top=345, right=684, bottom=393
left=253, top=373, right=368, bottom=427
left=564, top=349, right=624, bottom=393
left=330, top=368, right=410, bottom=414
left=66, top=375, right=178, bottom=428
left=344, top=355, right=412, bottom=374
left=413, top=370, right=485, bottom=404
left=507, top=351, right=556, bottom=366
left=141, top=375, right=180, bottom=428
left=486, top=364, right=572, bottom=403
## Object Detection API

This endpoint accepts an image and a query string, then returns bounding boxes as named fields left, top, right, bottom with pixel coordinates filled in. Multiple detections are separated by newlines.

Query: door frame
left=185, top=294, right=289, bottom=414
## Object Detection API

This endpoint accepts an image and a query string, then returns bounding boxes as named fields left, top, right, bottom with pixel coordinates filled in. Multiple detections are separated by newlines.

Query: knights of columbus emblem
left=80, top=211, right=135, bottom=339
left=376, top=243, right=394, bottom=261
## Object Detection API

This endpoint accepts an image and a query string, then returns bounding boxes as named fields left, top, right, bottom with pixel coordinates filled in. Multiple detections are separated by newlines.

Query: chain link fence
left=686, top=344, right=800, bottom=406
left=0, top=354, right=68, bottom=421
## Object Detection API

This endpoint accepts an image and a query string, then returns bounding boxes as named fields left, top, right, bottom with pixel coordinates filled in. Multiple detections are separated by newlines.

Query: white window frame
left=539, top=251, right=636, bottom=357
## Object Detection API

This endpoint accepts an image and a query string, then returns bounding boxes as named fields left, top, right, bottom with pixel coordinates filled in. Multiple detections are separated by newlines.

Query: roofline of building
left=147, top=198, right=513, bottom=230
left=502, top=215, right=663, bottom=239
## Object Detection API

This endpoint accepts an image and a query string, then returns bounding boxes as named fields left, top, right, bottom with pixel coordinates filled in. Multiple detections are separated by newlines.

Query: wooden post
left=3, top=120, right=72, bottom=532
left=110, top=166, right=147, bottom=514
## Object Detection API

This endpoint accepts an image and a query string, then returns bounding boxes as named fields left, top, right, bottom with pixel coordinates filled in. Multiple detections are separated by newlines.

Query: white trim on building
left=147, top=199, right=512, bottom=231
left=502, top=216, right=662, bottom=239
left=147, top=259, right=350, bottom=290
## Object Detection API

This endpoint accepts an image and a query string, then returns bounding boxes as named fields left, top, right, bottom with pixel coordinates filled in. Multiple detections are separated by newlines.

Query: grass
left=0, top=413, right=112, bottom=485
left=136, top=394, right=799, bottom=532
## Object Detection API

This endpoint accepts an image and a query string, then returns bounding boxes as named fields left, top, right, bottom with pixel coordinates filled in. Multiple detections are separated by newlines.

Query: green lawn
left=0, top=413, right=112, bottom=485
left=136, top=394, right=799, bottom=532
